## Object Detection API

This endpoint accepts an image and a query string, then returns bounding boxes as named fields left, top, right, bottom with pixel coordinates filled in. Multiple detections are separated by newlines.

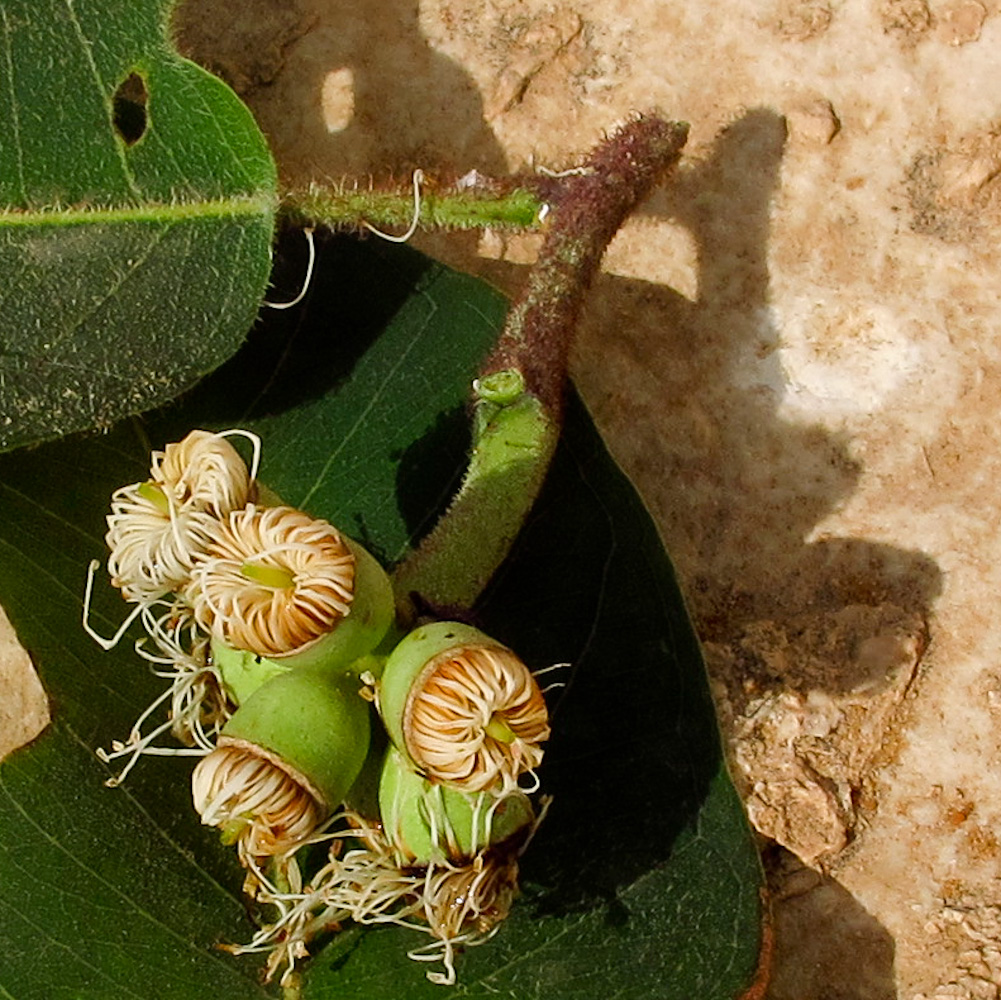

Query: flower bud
left=378, top=622, right=550, bottom=793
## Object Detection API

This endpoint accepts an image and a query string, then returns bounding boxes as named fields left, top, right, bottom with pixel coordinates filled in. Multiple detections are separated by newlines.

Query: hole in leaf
left=112, top=72, right=148, bottom=146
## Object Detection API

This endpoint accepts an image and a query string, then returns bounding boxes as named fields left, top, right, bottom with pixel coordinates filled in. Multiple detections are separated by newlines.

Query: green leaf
left=0, top=0, right=277, bottom=452
left=0, top=236, right=763, bottom=999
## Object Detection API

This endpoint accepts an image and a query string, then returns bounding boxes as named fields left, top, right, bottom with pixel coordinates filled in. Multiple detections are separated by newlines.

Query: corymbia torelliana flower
left=185, top=504, right=395, bottom=670
left=104, top=429, right=259, bottom=605
left=191, top=665, right=370, bottom=865
left=85, top=428, right=556, bottom=986
left=152, top=428, right=258, bottom=517
left=377, top=621, right=551, bottom=793
left=86, top=429, right=261, bottom=782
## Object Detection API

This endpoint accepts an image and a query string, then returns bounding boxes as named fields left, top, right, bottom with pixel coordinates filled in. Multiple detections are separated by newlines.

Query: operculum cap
left=378, top=745, right=534, bottom=865
left=220, top=664, right=371, bottom=810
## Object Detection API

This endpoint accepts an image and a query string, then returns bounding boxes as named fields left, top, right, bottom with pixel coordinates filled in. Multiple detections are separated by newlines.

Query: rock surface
left=0, top=606, right=49, bottom=759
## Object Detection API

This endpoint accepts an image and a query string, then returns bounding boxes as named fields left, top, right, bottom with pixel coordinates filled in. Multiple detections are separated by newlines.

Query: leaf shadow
left=393, top=405, right=471, bottom=549
left=588, top=109, right=943, bottom=683
left=174, top=0, right=508, bottom=178
left=157, top=232, right=434, bottom=434
left=765, top=846, right=898, bottom=1000
left=471, top=110, right=938, bottom=980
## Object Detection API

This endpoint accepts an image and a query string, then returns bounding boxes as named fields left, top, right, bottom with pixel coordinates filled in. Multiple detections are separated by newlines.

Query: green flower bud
left=378, top=745, right=535, bottom=864
left=378, top=621, right=550, bottom=793
left=192, top=665, right=371, bottom=860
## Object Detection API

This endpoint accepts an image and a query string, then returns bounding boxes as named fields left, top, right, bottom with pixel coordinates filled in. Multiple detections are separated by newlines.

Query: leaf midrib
left=0, top=195, right=276, bottom=229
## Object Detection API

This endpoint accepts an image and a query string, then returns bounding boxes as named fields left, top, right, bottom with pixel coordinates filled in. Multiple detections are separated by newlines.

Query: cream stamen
left=187, top=506, right=356, bottom=657
left=405, top=646, right=550, bottom=793
left=192, top=743, right=324, bottom=863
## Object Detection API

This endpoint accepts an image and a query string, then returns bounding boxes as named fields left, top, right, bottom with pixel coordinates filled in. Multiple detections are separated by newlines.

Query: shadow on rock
left=764, top=846, right=897, bottom=1000
left=175, top=0, right=508, bottom=178
left=574, top=108, right=942, bottom=673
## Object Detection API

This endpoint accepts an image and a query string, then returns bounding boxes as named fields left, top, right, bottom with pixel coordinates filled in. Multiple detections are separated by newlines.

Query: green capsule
left=210, top=548, right=397, bottom=706
left=378, top=621, right=490, bottom=754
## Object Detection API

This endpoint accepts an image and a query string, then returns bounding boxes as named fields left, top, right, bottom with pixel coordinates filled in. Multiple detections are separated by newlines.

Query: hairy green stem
left=394, top=114, right=689, bottom=616
left=393, top=370, right=556, bottom=618
left=281, top=175, right=544, bottom=232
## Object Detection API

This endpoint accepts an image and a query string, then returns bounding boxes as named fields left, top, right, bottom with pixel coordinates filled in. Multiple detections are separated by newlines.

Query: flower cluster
left=86, top=429, right=553, bottom=986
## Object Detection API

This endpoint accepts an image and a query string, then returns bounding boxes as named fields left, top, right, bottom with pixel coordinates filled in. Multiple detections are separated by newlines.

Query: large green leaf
left=0, top=236, right=763, bottom=998
left=0, top=0, right=277, bottom=451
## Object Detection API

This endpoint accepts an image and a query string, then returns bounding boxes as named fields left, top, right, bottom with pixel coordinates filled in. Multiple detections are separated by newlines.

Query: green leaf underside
left=0, top=236, right=762, bottom=999
left=0, top=727, right=274, bottom=1000
left=0, top=0, right=277, bottom=451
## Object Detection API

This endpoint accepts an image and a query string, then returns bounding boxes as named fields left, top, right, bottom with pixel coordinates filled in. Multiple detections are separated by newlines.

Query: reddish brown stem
left=394, top=114, right=689, bottom=616
left=482, top=114, right=690, bottom=416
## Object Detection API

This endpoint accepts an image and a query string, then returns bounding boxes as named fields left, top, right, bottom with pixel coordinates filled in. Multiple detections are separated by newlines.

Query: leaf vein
left=296, top=292, right=439, bottom=508
left=0, top=723, right=267, bottom=996
left=51, top=223, right=174, bottom=353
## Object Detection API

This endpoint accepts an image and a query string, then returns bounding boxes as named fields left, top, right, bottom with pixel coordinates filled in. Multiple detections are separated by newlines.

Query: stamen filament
left=82, top=560, right=145, bottom=650
left=404, top=645, right=550, bottom=792
left=186, top=506, right=357, bottom=657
